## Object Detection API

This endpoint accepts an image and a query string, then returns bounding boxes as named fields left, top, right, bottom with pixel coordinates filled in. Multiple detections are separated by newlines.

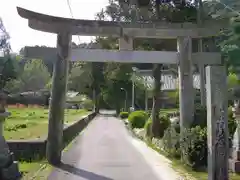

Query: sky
left=0, top=0, right=109, bottom=53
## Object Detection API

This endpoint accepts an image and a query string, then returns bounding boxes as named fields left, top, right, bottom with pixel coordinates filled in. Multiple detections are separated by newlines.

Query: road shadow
left=56, top=162, right=114, bottom=180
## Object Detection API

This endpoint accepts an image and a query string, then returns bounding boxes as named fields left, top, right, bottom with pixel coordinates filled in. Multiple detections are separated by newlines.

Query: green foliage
left=162, top=126, right=181, bottom=158
left=159, top=115, right=171, bottom=138
left=144, top=118, right=152, bottom=137
left=162, top=125, right=214, bottom=169
left=0, top=55, right=19, bottom=90
left=228, top=72, right=240, bottom=88
left=81, top=99, right=94, bottom=110
left=102, top=62, right=133, bottom=113
left=145, top=115, right=171, bottom=138
left=191, top=104, right=207, bottom=128
left=5, top=123, right=28, bottom=131
left=6, top=59, right=50, bottom=93
left=119, top=111, right=129, bottom=119
left=228, top=106, right=237, bottom=138
left=128, top=110, right=148, bottom=129
left=180, top=126, right=208, bottom=169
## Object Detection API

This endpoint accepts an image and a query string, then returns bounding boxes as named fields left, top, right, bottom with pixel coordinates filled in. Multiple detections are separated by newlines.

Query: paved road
left=48, top=114, right=161, bottom=180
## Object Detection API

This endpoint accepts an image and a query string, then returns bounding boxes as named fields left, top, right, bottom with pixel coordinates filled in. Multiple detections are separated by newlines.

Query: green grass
left=19, top=160, right=52, bottom=180
left=4, top=107, right=89, bottom=140
left=160, top=108, right=178, bottom=115
left=18, top=110, right=92, bottom=179
left=146, top=140, right=240, bottom=180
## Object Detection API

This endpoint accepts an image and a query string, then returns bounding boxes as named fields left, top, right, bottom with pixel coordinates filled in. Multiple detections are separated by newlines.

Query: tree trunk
left=151, top=64, right=162, bottom=138
left=92, top=62, right=103, bottom=113
left=150, top=0, right=162, bottom=138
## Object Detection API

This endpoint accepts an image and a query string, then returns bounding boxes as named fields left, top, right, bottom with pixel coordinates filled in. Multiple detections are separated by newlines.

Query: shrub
left=159, top=115, right=171, bottom=138
left=144, top=118, right=152, bottom=137
left=180, top=126, right=207, bottom=169
left=119, top=111, right=129, bottom=119
left=144, top=115, right=171, bottom=138
left=162, top=126, right=181, bottom=158
left=5, top=123, right=28, bottom=131
left=228, top=106, right=237, bottom=139
left=171, top=119, right=180, bottom=133
left=191, top=104, right=207, bottom=128
left=128, top=110, right=148, bottom=129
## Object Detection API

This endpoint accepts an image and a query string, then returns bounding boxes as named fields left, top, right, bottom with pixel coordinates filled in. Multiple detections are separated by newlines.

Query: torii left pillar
left=46, top=32, right=71, bottom=165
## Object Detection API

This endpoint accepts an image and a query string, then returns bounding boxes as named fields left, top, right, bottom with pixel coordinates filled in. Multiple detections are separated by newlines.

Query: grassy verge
left=19, top=160, right=52, bottom=180
left=4, top=107, right=89, bottom=140
left=19, top=125, right=88, bottom=179
left=17, top=108, right=93, bottom=179
left=130, top=126, right=239, bottom=180
left=146, top=137, right=240, bottom=180
left=160, top=108, right=178, bottom=115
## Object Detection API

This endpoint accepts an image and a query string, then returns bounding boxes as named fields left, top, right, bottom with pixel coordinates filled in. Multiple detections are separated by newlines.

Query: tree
left=6, top=59, right=50, bottom=93
left=0, top=18, right=18, bottom=92
left=96, top=0, right=198, bottom=136
left=68, top=62, right=93, bottom=96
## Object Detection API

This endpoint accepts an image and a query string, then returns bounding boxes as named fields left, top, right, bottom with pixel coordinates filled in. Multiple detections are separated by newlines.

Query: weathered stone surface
left=178, top=37, right=194, bottom=128
left=46, top=32, right=71, bottom=165
left=206, top=65, right=229, bottom=180
left=17, top=7, right=229, bottom=38
left=23, top=46, right=222, bottom=65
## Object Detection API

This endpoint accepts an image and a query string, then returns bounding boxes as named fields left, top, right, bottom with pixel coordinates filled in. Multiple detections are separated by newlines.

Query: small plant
left=162, top=126, right=181, bottom=158
left=5, top=123, right=28, bottom=131
left=119, top=111, right=129, bottom=119
left=144, top=118, right=152, bottom=137
left=159, top=115, right=171, bottom=138
left=128, top=110, right=148, bottom=129
left=144, top=115, right=171, bottom=138
left=180, top=126, right=207, bottom=169
left=228, top=106, right=237, bottom=141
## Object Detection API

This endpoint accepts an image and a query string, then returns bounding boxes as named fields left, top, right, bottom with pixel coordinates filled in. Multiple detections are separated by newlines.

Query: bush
left=81, top=99, right=94, bottom=110
left=159, top=115, right=171, bottom=138
left=180, top=126, right=207, bottom=169
left=144, top=118, right=152, bottom=137
left=128, top=111, right=148, bottom=129
left=228, top=106, right=237, bottom=139
left=191, top=104, right=207, bottom=128
left=144, top=115, right=171, bottom=138
left=162, top=126, right=181, bottom=158
left=119, top=111, right=129, bottom=119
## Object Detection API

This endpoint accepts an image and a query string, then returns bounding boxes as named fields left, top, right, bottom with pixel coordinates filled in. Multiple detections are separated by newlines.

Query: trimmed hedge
left=119, top=112, right=129, bottom=119
left=128, top=111, right=148, bottom=129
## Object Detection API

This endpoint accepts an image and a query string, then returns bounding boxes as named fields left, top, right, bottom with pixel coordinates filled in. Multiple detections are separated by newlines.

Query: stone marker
left=206, top=65, right=229, bottom=180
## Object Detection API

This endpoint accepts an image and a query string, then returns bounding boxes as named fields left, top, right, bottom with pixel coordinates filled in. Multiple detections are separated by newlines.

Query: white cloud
left=0, top=0, right=108, bottom=53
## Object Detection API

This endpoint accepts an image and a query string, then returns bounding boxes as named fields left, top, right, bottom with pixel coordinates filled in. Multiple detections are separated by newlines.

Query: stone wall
left=7, top=112, right=96, bottom=161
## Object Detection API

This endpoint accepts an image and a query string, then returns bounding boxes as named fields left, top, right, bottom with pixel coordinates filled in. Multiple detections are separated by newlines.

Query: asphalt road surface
left=48, top=113, right=161, bottom=180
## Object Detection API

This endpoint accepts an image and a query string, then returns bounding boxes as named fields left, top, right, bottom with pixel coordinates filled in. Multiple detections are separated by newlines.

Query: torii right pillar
left=178, top=37, right=194, bottom=129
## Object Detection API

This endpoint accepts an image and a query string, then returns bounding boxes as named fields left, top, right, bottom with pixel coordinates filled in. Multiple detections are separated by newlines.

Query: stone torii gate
left=17, top=7, right=229, bottom=179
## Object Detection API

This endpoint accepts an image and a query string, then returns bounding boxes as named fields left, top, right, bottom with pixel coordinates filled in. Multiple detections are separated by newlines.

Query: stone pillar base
left=229, top=150, right=240, bottom=173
